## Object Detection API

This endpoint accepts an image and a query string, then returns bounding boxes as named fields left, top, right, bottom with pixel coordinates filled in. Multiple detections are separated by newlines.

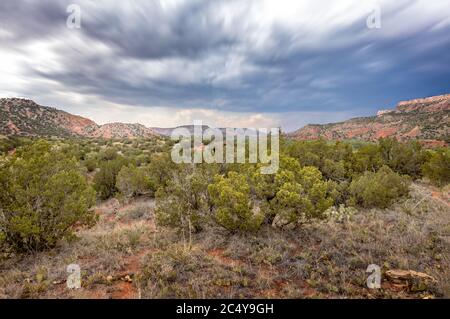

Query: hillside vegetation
left=0, top=98, right=158, bottom=139
left=290, top=94, right=450, bottom=146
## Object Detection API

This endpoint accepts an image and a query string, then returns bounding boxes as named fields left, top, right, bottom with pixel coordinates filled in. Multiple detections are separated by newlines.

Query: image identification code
left=176, top=303, right=274, bottom=317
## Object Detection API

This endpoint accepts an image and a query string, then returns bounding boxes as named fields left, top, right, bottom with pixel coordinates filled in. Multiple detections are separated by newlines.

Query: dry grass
left=0, top=182, right=448, bottom=299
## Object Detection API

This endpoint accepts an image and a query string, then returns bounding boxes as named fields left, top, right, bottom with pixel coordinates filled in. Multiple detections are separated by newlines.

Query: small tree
left=322, top=159, right=347, bottom=181
left=349, top=166, right=410, bottom=208
left=250, top=155, right=301, bottom=201
left=270, top=166, right=334, bottom=228
left=0, top=140, right=96, bottom=252
left=155, top=164, right=216, bottom=248
left=98, top=147, right=118, bottom=161
left=379, top=138, right=427, bottom=178
left=93, top=156, right=126, bottom=199
left=208, top=172, right=264, bottom=232
left=146, top=153, right=176, bottom=190
left=271, top=182, right=313, bottom=226
left=352, top=143, right=383, bottom=173
left=422, top=148, right=450, bottom=187
left=116, top=165, right=154, bottom=198
left=83, top=156, right=97, bottom=172
left=297, top=166, right=334, bottom=215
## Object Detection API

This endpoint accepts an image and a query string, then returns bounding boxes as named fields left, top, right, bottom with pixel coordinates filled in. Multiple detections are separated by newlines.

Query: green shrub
left=285, top=139, right=353, bottom=175
left=251, top=168, right=295, bottom=201
left=155, top=164, right=217, bottom=233
left=297, top=166, right=334, bottom=216
left=349, top=166, right=410, bottom=208
left=116, top=165, right=154, bottom=198
left=134, top=153, right=151, bottom=166
left=0, top=231, right=5, bottom=247
left=93, top=157, right=127, bottom=199
left=271, top=182, right=313, bottom=226
left=379, top=138, right=427, bottom=178
left=250, top=156, right=301, bottom=201
left=352, top=144, right=383, bottom=173
left=422, top=148, right=450, bottom=187
left=146, top=153, right=176, bottom=190
left=326, top=180, right=350, bottom=205
left=322, top=159, right=347, bottom=181
left=83, top=156, right=97, bottom=172
left=98, top=147, right=118, bottom=161
left=208, top=172, right=264, bottom=232
left=0, top=140, right=96, bottom=252
left=0, top=137, right=32, bottom=155
left=270, top=166, right=334, bottom=227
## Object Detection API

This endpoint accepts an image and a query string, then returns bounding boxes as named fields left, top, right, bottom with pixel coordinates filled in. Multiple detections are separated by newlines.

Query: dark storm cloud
left=1, top=0, right=449, bottom=121
left=81, top=0, right=243, bottom=60
left=0, top=0, right=68, bottom=43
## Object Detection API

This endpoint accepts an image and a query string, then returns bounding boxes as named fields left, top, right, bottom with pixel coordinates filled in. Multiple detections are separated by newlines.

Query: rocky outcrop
left=396, top=94, right=450, bottom=113
left=289, top=94, right=449, bottom=144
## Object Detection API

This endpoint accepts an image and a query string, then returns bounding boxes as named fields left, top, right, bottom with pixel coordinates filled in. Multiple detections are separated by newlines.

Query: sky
left=0, top=0, right=449, bottom=131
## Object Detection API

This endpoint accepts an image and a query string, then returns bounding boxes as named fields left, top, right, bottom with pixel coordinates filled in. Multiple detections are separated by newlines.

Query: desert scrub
left=269, top=166, right=334, bottom=228
left=93, top=156, right=127, bottom=199
left=83, top=156, right=97, bottom=172
left=208, top=172, right=265, bottom=232
left=117, top=202, right=153, bottom=222
left=116, top=165, right=154, bottom=198
left=0, top=140, right=96, bottom=252
left=155, top=164, right=217, bottom=242
left=270, top=182, right=314, bottom=226
left=323, top=205, right=357, bottom=223
left=422, top=148, right=450, bottom=187
left=125, top=228, right=142, bottom=249
left=378, top=138, right=428, bottom=179
left=349, top=166, right=411, bottom=208
left=138, top=245, right=211, bottom=298
left=138, top=244, right=255, bottom=298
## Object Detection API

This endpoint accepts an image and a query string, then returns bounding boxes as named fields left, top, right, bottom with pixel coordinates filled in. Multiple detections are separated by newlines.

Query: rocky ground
left=0, top=182, right=449, bottom=299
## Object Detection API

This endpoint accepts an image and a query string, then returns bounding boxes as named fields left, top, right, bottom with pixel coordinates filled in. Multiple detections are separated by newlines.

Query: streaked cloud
left=0, top=0, right=449, bottom=130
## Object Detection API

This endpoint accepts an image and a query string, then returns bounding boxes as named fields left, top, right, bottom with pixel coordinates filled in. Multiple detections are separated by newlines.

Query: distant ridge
left=289, top=94, right=450, bottom=146
left=0, top=98, right=158, bottom=139
left=150, top=126, right=262, bottom=137
left=0, top=98, right=260, bottom=139
left=2, top=95, right=449, bottom=144
left=151, top=125, right=210, bottom=137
